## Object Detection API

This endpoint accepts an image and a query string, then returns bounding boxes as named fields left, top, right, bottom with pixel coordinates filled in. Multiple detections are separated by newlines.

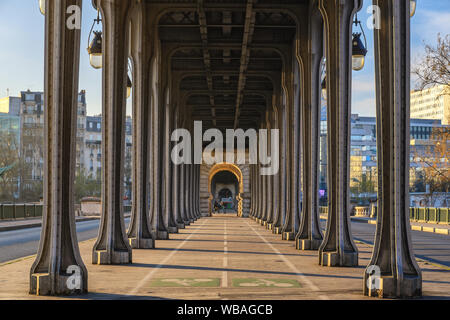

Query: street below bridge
left=0, top=214, right=449, bottom=300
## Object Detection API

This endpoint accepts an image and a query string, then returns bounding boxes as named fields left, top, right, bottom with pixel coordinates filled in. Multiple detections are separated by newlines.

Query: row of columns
left=250, top=0, right=422, bottom=298
left=29, top=0, right=421, bottom=299
left=29, top=0, right=203, bottom=295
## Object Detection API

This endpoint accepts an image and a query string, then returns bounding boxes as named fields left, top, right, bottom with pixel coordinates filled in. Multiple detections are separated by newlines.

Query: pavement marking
left=232, top=278, right=301, bottom=288
left=129, top=219, right=208, bottom=295
left=149, top=278, right=220, bottom=287
left=246, top=221, right=329, bottom=300
left=222, top=219, right=228, bottom=288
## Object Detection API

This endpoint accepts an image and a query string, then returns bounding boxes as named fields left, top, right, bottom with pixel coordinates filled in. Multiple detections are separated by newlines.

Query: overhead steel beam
left=197, top=0, right=216, bottom=126
left=234, top=0, right=256, bottom=129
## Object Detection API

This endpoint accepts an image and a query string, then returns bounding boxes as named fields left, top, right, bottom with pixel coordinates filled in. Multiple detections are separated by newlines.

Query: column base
left=319, top=251, right=358, bottom=267
left=266, top=223, right=273, bottom=230
left=282, top=232, right=295, bottom=241
left=30, top=272, right=87, bottom=296
left=92, top=249, right=132, bottom=265
left=177, top=223, right=185, bottom=229
left=364, top=276, right=422, bottom=299
left=273, top=226, right=283, bottom=234
left=155, top=231, right=169, bottom=240
left=296, top=239, right=322, bottom=251
left=168, top=226, right=178, bottom=233
left=183, top=220, right=191, bottom=226
left=261, top=220, right=267, bottom=226
left=129, top=237, right=155, bottom=249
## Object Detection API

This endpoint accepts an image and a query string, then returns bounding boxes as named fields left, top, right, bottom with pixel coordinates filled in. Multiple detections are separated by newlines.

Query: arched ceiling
left=155, top=0, right=300, bottom=132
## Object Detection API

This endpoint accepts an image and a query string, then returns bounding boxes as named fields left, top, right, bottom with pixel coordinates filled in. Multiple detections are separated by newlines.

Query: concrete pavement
left=0, top=214, right=449, bottom=300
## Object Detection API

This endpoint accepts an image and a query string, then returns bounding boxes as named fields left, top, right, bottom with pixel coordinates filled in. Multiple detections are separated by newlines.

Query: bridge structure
left=30, top=0, right=421, bottom=299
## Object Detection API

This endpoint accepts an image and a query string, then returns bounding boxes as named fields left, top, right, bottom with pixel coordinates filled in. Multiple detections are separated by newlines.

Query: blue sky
left=0, top=0, right=449, bottom=117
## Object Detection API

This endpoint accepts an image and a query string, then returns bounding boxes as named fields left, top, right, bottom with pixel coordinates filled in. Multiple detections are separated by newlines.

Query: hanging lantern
left=351, top=13, right=368, bottom=71
left=410, top=0, right=417, bottom=17
left=87, top=5, right=103, bottom=69
left=87, top=31, right=103, bottom=69
left=127, top=75, right=132, bottom=99
left=38, top=0, right=45, bottom=15
left=352, top=33, right=368, bottom=71
left=321, top=76, right=327, bottom=101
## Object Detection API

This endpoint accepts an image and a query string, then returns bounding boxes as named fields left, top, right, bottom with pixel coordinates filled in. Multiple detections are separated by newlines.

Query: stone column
left=190, top=163, right=199, bottom=220
left=255, top=163, right=263, bottom=222
left=260, top=122, right=268, bottom=225
left=250, top=164, right=256, bottom=219
left=164, top=90, right=178, bottom=234
left=127, top=2, right=155, bottom=249
left=30, top=0, right=87, bottom=295
left=184, top=164, right=194, bottom=222
left=179, top=164, right=190, bottom=225
left=173, top=162, right=185, bottom=228
left=265, top=112, right=274, bottom=229
left=273, top=99, right=287, bottom=234
left=92, top=0, right=133, bottom=265
left=149, top=44, right=169, bottom=240
left=195, top=165, right=202, bottom=217
left=363, top=0, right=421, bottom=298
left=317, top=0, right=359, bottom=267
left=282, top=79, right=299, bottom=241
left=172, top=110, right=185, bottom=229
left=296, top=3, right=324, bottom=251
left=268, top=106, right=280, bottom=231
left=252, top=165, right=258, bottom=219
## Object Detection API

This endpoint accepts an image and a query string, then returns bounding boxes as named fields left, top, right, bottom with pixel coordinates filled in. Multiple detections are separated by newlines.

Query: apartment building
left=411, top=84, right=450, bottom=125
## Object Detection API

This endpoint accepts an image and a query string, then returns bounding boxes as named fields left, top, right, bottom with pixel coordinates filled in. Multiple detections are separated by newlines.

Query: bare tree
left=412, top=125, right=449, bottom=206
left=0, top=133, right=20, bottom=201
left=413, top=33, right=450, bottom=95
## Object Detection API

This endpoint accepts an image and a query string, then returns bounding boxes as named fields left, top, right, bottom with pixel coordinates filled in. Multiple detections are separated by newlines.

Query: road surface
left=0, top=217, right=448, bottom=268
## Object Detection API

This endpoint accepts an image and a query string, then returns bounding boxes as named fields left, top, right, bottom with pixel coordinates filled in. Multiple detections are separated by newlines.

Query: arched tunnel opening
left=211, top=170, right=239, bottom=213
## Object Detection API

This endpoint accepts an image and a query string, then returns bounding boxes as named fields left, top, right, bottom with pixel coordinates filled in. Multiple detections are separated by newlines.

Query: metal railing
left=319, top=206, right=450, bottom=224
left=0, top=204, right=132, bottom=220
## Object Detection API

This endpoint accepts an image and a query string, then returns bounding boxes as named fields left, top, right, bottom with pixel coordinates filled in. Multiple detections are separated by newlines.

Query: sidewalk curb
left=0, top=213, right=132, bottom=233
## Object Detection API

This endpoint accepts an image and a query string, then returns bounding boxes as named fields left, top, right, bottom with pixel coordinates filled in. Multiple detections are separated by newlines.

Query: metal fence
left=319, top=206, right=450, bottom=224
left=0, top=204, right=43, bottom=220
left=0, top=204, right=132, bottom=220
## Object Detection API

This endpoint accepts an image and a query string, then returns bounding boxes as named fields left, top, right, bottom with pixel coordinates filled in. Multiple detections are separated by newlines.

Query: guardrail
left=0, top=204, right=43, bottom=220
left=319, top=206, right=450, bottom=225
left=0, top=204, right=132, bottom=221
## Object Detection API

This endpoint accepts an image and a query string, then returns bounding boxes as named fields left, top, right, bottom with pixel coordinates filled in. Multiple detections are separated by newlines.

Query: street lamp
left=410, top=0, right=417, bottom=17
left=87, top=31, right=103, bottom=69
left=127, top=75, right=132, bottom=99
left=321, top=76, right=327, bottom=101
left=352, top=14, right=368, bottom=71
left=87, top=6, right=103, bottom=69
left=38, top=0, right=45, bottom=15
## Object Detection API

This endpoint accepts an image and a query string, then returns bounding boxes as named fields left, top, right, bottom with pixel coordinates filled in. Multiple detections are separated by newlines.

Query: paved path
left=0, top=214, right=449, bottom=300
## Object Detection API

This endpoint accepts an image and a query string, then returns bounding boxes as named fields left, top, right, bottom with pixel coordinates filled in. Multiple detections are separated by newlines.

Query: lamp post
left=351, top=14, right=368, bottom=71
left=87, top=6, right=103, bottom=69
left=38, top=0, right=45, bottom=15
left=321, top=76, right=327, bottom=101
left=127, top=75, right=132, bottom=99
left=410, top=0, right=417, bottom=17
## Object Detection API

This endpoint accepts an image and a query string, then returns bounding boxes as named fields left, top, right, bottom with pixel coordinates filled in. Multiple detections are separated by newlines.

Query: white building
left=410, top=85, right=450, bottom=125
left=0, top=96, right=21, bottom=115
